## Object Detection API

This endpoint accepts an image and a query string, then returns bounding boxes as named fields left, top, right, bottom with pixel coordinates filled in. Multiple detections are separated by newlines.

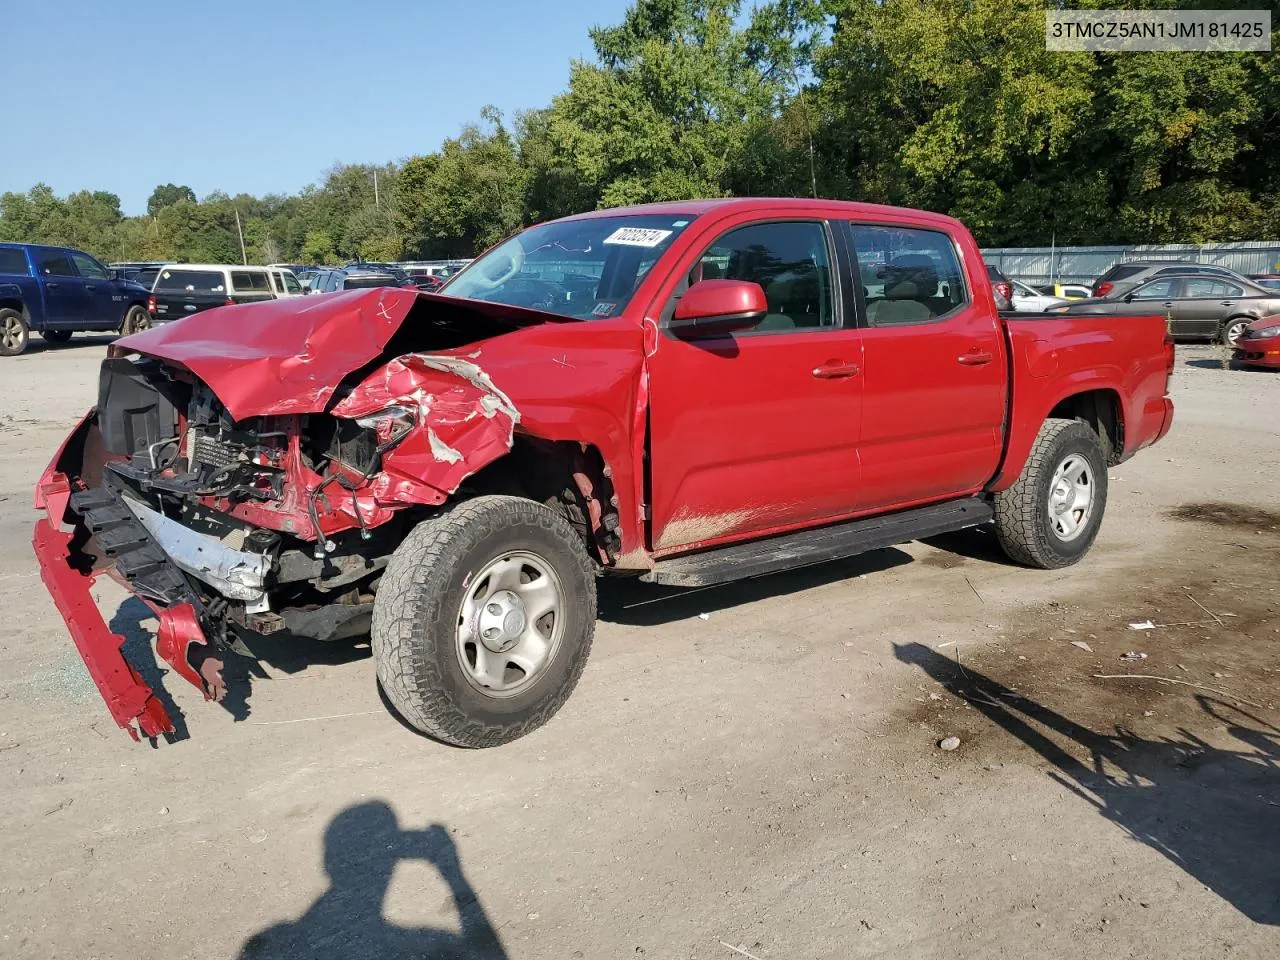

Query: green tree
left=301, top=230, right=338, bottom=264
left=146, top=183, right=197, bottom=217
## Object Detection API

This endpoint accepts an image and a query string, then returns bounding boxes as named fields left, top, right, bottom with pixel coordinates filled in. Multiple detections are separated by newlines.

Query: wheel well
left=456, top=436, right=622, bottom=565
left=0, top=297, right=26, bottom=318
left=1049, top=389, right=1123, bottom=465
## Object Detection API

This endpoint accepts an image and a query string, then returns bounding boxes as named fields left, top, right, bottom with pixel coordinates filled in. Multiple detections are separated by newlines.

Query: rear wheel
left=371, top=495, right=597, bottom=748
left=40, top=329, right=73, bottom=345
left=120, top=305, right=150, bottom=336
left=994, top=418, right=1108, bottom=569
left=1222, top=317, right=1250, bottom=347
left=0, top=308, right=29, bottom=357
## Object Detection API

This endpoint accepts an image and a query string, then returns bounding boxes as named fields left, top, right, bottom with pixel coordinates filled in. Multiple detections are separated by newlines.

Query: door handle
left=1220, top=300, right=1235, bottom=306
left=85, top=285, right=97, bottom=291
left=812, top=360, right=860, bottom=379
left=1163, top=301, right=1174, bottom=308
left=957, top=349, right=994, bottom=366
left=46, top=282, right=60, bottom=289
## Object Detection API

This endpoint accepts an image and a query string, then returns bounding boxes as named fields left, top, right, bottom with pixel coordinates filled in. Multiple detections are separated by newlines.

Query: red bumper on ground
left=31, top=518, right=175, bottom=740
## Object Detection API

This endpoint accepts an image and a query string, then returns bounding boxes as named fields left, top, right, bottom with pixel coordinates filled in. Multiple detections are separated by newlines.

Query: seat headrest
left=882, top=255, right=937, bottom=300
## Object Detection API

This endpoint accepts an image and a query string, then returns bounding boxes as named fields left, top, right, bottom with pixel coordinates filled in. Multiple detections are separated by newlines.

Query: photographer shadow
left=240, top=802, right=508, bottom=959
left=895, top=642, right=1280, bottom=925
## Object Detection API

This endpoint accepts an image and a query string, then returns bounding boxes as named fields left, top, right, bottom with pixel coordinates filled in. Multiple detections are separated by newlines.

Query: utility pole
left=234, top=208, right=248, bottom=265
left=373, top=170, right=380, bottom=209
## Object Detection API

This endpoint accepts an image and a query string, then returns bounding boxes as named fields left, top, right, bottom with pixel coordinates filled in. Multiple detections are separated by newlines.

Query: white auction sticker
left=603, top=227, right=673, bottom=247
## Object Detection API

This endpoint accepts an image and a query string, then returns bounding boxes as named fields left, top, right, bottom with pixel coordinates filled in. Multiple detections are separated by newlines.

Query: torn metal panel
left=124, top=497, right=271, bottom=603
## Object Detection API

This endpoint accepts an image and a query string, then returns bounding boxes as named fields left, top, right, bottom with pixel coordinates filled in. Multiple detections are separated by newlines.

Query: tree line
left=3, top=0, right=1278, bottom=265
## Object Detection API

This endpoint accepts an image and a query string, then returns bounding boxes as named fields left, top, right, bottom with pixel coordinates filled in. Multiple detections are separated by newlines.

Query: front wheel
left=1222, top=317, right=1250, bottom=347
left=994, top=418, right=1108, bottom=569
left=0, top=308, right=29, bottom=357
left=120, top=305, right=150, bottom=336
left=371, top=495, right=597, bottom=748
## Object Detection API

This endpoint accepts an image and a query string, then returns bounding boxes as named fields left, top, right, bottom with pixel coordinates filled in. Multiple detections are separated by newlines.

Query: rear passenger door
left=845, top=222, right=1007, bottom=510
left=32, top=249, right=88, bottom=326
left=1176, top=278, right=1238, bottom=338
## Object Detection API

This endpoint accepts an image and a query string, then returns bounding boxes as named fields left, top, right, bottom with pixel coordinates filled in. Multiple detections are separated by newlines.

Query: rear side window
left=1184, top=279, right=1239, bottom=298
left=0, top=248, right=29, bottom=274
left=849, top=224, right=968, bottom=326
left=1100, top=264, right=1145, bottom=283
left=231, top=271, right=271, bottom=293
left=155, top=269, right=226, bottom=293
left=34, top=250, right=76, bottom=277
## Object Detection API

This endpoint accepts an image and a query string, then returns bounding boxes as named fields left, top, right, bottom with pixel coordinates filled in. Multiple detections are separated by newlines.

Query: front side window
left=849, top=224, right=968, bottom=326
left=283, top=272, right=302, bottom=294
left=446, top=214, right=695, bottom=320
left=1131, top=278, right=1178, bottom=299
left=35, top=250, right=76, bottom=277
left=70, top=252, right=110, bottom=280
left=688, top=221, right=835, bottom=331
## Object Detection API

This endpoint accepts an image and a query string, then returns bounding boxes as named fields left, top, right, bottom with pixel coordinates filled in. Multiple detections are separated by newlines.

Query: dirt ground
left=0, top=337, right=1276, bottom=960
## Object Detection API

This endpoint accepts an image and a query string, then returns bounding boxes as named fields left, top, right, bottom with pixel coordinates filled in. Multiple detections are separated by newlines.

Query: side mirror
left=1123, top=293, right=1134, bottom=303
left=669, top=279, right=768, bottom=339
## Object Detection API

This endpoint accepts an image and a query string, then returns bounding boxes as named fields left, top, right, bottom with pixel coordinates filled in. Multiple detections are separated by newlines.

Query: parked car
left=0, top=242, right=151, bottom=356
left=986, top=263, right=1013, bottom=310
left=1091, top=260, right=1253, bottom=299
left=303, top=267, right=407, bottom=293
left=1034, top=282, right=1093, bottom=300
left=147, top=264, right=278, bottom=323
left=407, top=271, right=445, bottom=291
left=33, top=197, right=1175, bottom=747
left=1232, top=315, right=1280, bottom=369
left=1048, top=273, right=1280, bottom=345
left=1009, top=278, right=1066, bottom=312
left=345, top=261, right=417, bottom=287
left=1248, top=274, right=1280, bottom=292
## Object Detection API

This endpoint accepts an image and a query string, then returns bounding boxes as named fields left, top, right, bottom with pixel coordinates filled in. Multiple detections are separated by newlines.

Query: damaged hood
left=115, top=288, right=570, bottom=421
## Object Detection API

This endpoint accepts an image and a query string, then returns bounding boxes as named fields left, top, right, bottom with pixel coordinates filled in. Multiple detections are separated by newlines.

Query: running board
left=641, top=498, right=993, bottom=587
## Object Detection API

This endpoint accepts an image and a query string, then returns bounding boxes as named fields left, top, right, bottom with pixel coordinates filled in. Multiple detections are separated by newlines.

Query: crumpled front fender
left=333, top=353, right=522, bottom=501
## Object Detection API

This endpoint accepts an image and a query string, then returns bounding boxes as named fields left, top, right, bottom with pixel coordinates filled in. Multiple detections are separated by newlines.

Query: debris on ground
left=938, top=736, right=961, bottom=751
left=1070, top=640, right=1094, bottom=652
left=1129, top=620, right=1156, bottom=631
left=1120, top=651, right=1148, bottom=662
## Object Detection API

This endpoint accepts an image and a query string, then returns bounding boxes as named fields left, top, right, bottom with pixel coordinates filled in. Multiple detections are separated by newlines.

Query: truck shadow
left=597, top=547, right=914, bottom=626
left=894, top=641, right=1280, bottom=925
left=238, top=803, right=509, bottom=959
left=19, top=334, right=117, bottom=357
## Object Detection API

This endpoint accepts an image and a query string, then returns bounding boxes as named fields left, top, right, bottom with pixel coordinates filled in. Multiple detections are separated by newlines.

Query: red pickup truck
left=32, top=199, right=1175, bottom=747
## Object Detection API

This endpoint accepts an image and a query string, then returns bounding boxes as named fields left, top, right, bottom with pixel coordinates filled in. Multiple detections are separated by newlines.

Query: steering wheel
left=468, top=243, right=525, bottom=292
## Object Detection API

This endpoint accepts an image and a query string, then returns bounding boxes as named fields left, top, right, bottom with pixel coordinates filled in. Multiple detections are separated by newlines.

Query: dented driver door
left=645, top=218, right=863, bottom=555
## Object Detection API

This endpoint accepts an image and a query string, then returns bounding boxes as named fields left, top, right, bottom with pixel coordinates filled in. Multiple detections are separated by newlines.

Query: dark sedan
left=1046, top=272, right=1280, bottom=346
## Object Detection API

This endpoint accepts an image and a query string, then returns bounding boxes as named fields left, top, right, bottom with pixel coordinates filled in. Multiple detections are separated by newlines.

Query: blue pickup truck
left=0, top=242, right=152, bottom=356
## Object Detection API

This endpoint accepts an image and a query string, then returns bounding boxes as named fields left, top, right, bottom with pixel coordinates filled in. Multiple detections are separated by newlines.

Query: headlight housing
left=355, top=404, right=417, bottom=446
left=1245, top=324, right=1280, bottom=340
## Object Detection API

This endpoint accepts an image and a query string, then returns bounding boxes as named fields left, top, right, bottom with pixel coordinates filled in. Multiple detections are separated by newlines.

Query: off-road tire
left=0, top=308, right=29, bottom=357
left=371, top=495, right=597, bottom=748
left=993, top=418, right=1108, bottom=569
left=1222, top=317, right=1250, bottom=347
left=120, top=305, right=150, bottom=336
left=40, top=329, right=73, bottom=345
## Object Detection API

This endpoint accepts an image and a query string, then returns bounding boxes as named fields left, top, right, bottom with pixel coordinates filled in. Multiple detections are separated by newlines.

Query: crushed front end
left=32, top=349, right=514, bottom=740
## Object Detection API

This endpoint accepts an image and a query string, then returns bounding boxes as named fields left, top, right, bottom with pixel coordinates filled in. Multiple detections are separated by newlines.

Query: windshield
left=445, top=214, right=696, bottom=319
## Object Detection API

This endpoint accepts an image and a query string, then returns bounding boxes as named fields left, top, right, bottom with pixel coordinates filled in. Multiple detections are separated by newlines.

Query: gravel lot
left=0, top=338, right=1277, bottom=959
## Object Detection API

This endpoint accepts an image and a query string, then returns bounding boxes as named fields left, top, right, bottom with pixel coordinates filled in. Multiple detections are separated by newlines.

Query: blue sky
left=4, top=0, right=633, bottom=214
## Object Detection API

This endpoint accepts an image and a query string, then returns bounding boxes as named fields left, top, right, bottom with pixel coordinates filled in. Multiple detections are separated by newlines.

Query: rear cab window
left=155, top=269, right=227, bottom=294
left=0, top=248, right=30, bottom=275
left=848, top=224, right=968, bottom=326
